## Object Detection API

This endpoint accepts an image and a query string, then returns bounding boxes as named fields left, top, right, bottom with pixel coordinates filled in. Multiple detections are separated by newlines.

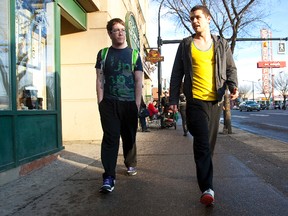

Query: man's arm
left=169, top=42, right=185, bottom=106
left=224, top=39, right=238, bottom=96
left=169, top=42, right=185, bottom=112
left=134, top=70, right=143, bottom=111
left=96, top=68, right=104, bottom=104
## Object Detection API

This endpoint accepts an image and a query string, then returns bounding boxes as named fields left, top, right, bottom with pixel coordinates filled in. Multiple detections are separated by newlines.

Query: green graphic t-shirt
left=96, top=47, right=143, bottom=101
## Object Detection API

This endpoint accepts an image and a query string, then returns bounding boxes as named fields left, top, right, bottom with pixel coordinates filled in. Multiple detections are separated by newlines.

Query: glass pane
left=16, top=0, right=55, bottom=110
left=0, top=0, right=10, bottom=110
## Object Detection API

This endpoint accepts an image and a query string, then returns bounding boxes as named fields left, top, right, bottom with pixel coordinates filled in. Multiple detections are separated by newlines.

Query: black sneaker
left=99, top=176, right=115, bottom=193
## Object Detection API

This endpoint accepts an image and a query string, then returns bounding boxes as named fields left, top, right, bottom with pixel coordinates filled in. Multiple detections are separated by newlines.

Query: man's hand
left=136, top=102, right=141, bottom=111
left=169, top=104, right=178, bottom=112
left=230, top=88, right=239, bottom=100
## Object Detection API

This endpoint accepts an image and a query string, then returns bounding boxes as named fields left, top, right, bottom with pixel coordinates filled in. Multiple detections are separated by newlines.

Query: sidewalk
left=0, top=122, right=287, bottom=216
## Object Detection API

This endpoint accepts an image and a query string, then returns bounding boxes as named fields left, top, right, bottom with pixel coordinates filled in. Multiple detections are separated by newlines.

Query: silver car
left=239, top=101, right=260, bottom=112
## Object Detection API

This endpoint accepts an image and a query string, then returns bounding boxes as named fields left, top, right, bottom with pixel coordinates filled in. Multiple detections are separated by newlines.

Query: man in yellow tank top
left=169, top=5, right=239, bottom=206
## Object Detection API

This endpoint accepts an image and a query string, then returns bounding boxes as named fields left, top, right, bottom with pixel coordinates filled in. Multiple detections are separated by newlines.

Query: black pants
left=186, top=99, right=222, bottom=192
left=139, top=116, right=147, bottom=131
left=99, top=98, right=138, bottom=179
left=179, top=104, right=187, bottom=134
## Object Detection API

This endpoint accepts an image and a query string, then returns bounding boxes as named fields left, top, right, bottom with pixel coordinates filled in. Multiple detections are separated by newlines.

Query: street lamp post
left=157, top=0, right=165, bottom=112
left=271, top=74, right=275, bottom=104
left=243, top=80, right=257, bottom=101
left=252, top=81, right=255, bottom=101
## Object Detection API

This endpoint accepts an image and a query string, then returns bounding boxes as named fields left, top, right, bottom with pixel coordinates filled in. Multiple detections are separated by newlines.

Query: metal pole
left=243, top=80, right=256, bottom=101
left=272, top=74, right=275, bottom=104
left=252, top=82, right=255, bottom=101
left=157, top=0, right=164, bottom=112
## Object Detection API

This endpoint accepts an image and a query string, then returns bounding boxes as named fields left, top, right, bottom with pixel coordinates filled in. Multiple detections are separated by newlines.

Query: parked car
left=274, top=103, right=281, bottom=110
left=239, top=101, right=260, bottom=112
left=260, top=103, right=268, bottom=110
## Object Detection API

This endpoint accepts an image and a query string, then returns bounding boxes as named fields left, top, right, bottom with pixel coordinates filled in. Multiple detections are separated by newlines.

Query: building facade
left=60, top=0, right=153, bottom=142
left=0, top=0, right=154, bottom=182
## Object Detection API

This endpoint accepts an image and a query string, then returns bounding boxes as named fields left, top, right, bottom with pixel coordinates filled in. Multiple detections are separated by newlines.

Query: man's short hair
left=106, top=18, right=125, bottom=32
left=190, top=5, right=211, bottom=17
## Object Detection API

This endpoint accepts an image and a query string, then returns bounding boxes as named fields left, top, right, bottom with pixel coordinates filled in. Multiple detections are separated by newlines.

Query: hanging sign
left=257, top=61, right=286, bottom=68
left=125, top=12, right=140, bottom=51
left=145, top=49, right=164, bottom=64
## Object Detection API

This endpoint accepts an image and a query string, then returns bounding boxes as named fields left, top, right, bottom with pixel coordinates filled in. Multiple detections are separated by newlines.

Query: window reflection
left=16, top=0, right=55, bottom=110
left=0, top=0, right=10, bottom=110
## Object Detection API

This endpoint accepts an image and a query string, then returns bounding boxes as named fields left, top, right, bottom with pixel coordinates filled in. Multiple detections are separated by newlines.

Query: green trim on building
left=0, top=0, right=92, bottom=174
left=0, top=0, right=65, bottom=173
left=55, top=3, right=63, bottom=149
left=10, top=0, right=16, bottom=112
left=57, top=0, right=87, bottom=31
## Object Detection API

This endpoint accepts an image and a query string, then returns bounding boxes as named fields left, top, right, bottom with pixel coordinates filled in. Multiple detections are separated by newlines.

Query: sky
left=146, top=0, right=288, bottom=95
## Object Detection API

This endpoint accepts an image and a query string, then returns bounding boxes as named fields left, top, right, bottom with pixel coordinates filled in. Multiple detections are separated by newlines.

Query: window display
left=0, top=0, right=10, bottom=110
left=16, top=0, right=55, bottom=110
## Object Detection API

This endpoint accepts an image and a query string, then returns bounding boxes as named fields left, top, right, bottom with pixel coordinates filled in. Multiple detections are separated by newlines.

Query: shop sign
left=257, top=61, right=286, bottom=68
left=125, top=12, right=140, bottom=51
left=145, top=49, right=164, bottom=64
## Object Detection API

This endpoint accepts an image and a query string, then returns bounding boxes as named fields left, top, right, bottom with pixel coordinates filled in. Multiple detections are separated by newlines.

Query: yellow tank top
left=191, top=41, right=217, bottom=101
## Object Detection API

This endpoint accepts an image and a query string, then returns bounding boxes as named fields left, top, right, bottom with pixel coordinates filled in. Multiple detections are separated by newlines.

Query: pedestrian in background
left=161, top=90, right=170, bottom=113
left=169, top=5, right=238, bottom=206
left=139, top=96, right=150, bottom=132
left=147, top=99, right=160, bottom=118
left=179, top=93, right=188, bottom=136
left=95, top=18, right=143, bottom=193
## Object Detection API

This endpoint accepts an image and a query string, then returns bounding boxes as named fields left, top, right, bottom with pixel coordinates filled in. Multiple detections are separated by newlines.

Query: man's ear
left=207, top=15, right=211, bottom=23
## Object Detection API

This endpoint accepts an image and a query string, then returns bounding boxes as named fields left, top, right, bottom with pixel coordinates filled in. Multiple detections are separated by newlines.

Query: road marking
left=269, top=113, right=288, bottom=116
left=264, top=123, right=288, bottom=130
left=250, top=114, right=269, bottom=117
left=232, top=115, right=249, bottom=118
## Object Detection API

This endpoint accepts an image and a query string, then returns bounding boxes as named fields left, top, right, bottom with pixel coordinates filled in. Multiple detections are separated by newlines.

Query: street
left=227, top=109, right=288, bottom=143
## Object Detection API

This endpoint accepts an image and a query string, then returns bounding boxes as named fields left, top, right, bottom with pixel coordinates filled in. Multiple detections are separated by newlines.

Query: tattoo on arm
left=97, top=70, right=104, bottom=89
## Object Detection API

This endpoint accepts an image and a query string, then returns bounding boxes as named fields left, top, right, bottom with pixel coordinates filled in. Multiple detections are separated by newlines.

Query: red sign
left=145, top=49, right=164, bottom=64
left=257, top=61, right=286, bottom=68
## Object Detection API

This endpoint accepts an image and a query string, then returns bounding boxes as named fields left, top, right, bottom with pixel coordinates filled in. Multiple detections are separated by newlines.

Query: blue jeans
left=139, top=116, right=147, bottom=131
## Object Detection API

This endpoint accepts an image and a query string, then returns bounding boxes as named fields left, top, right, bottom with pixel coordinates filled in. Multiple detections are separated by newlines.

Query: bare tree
left=153, top=0, right=275, bottom=133
left=238, top=84, right=252, bottom=100
left=274, top=71, right=288, bottom=109
left=255, top=80, right=272, bottom=103
left=154, top=0, right=273, bottom=52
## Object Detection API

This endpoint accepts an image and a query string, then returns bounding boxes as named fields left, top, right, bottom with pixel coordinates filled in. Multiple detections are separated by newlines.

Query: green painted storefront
left=0, top=0, right=97, bottom=173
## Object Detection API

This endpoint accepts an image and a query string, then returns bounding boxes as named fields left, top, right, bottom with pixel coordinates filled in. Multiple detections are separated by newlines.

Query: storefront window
left=0, top=0, right=10, bottom=110
left=16, top=0, right=55, bottom=110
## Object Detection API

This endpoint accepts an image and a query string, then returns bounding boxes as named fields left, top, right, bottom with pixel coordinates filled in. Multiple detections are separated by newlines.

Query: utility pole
left=157, top=0, right=165, bottom=112
left=243, top=80, right=256, bottom=101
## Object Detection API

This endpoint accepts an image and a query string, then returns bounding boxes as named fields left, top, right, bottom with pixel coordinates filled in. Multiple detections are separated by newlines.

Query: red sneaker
left=200, top=189, right=215, bottom=206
